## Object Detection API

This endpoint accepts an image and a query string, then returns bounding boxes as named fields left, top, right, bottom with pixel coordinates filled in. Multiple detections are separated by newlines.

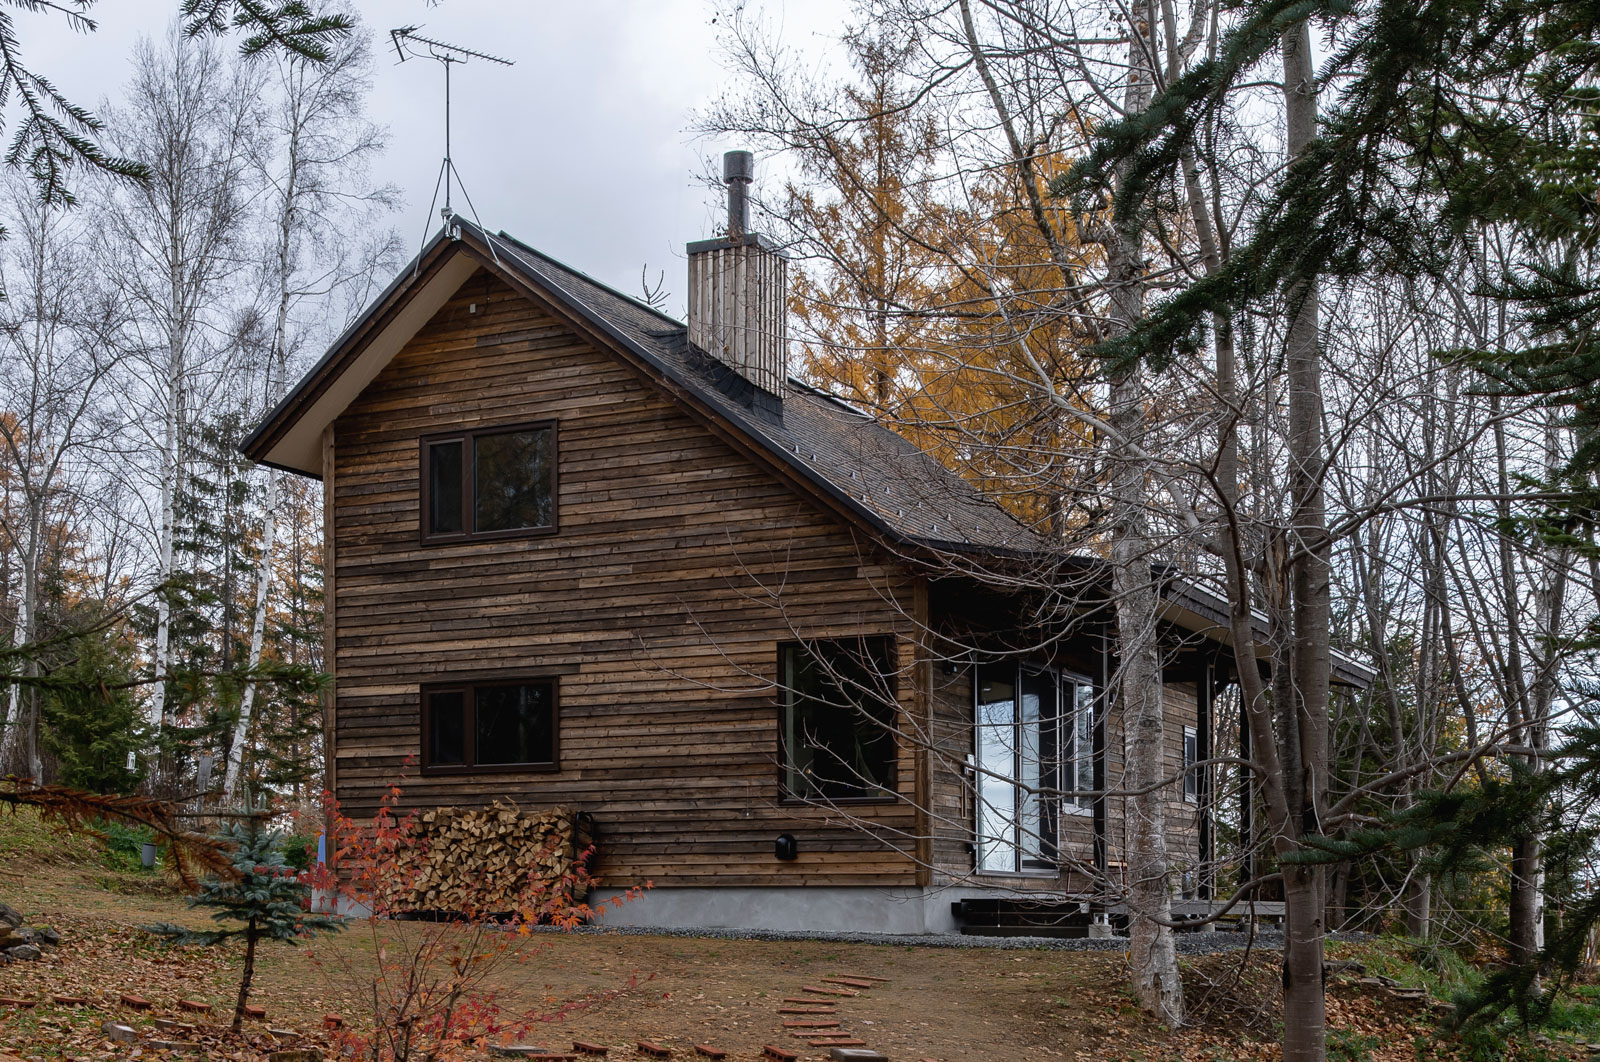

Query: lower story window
left=1182, top=725, right=1200, bottom=802
left=423, top=679, right=558, bottom=772
left=975, top=663, right=1095, bottom=873
left=780, top=637, right=898, bottom=800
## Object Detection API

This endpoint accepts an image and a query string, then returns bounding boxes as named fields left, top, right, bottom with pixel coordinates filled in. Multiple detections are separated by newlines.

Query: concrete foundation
left=586, top=884, right=1077, bottom=936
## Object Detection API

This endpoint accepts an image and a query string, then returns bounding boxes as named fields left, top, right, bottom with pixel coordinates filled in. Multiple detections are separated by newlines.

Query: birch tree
left=98, top=28, right=259, bottom=787
left=223, top=23, right=393, bottom=803
left=0, top=182, right=124, bottom=779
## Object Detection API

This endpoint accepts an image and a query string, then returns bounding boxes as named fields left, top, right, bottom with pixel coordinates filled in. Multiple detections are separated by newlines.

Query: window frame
left=973, top=661, right=1096, bottom=876
left=1059, top=676, right=1096, bottom=816
left=1182, top=724, right=1200, bottom=804
left=776, top=636, right=900, bottom=805
left=419, top=676, right=561, bottom=775
left=419, top=419, right=559, bottom=545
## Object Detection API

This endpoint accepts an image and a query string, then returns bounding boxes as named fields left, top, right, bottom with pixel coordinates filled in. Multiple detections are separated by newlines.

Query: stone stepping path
left=765, top=973, right=895, bottom=1060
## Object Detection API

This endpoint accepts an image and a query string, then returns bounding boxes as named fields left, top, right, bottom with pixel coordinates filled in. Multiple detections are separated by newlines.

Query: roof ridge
left=481, top=225, right=688, bottom=330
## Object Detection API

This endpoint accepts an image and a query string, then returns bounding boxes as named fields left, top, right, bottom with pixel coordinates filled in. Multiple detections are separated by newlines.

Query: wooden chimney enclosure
left=686, top=234, right=788, bottom=396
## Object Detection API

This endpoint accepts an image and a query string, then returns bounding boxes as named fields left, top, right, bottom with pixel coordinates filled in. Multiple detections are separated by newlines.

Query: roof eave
left=240, top=227, right=459, bottom=472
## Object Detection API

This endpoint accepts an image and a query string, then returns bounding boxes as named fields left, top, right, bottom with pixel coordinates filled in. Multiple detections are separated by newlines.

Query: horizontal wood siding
left=330, top=270, right=922, bottom=888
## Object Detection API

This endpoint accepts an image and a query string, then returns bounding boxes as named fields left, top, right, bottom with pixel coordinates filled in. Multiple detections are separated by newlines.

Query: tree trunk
left=1106, top=1, right=1182, bottom=1026
left=224, top=473, right=275, bottom=803
left=1279, top=16, right=1331, bottom=1062
left=1115, top=525, right=1183, bottom=1025
left=1403, top=866, right=1432, bottom=940
left=1110, top=340, right=1182, bottom=1023
left=140, top=375, right=178, bottom=781
left=233, top=918, right=258, bottom=1035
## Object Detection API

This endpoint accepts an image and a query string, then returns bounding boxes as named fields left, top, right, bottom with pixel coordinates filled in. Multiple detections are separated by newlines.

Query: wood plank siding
left=328, top=269, right=925, bottom=888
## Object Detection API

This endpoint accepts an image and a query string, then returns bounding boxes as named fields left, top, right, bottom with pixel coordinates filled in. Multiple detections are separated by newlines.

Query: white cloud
left=12, top=0, right=851, bottom=318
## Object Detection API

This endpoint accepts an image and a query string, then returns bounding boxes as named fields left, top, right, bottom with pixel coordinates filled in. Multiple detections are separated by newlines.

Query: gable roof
left=242, top=220, right=1373, bottom=689
left=243, top=220, right=1044, bottom=555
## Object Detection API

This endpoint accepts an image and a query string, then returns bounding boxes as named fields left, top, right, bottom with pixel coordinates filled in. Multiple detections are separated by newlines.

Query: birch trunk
left=142, top=357, right=178, bottom=779
left=225, top=200, right=294, bottom=804
left=1, top=540, right=39, bottom=779
left=1510, top=418, right=1567, bottom=965
left=224, top=472, right=275, bottom=802
left=1, top=603, right=21, bottom=758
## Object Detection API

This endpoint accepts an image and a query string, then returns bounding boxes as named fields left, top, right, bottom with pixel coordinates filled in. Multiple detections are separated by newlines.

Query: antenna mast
left=391, top=26, right=514, bottom=241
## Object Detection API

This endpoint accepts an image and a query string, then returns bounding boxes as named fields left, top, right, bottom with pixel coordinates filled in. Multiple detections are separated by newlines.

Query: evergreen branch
left=178, top=0, right=353, bottom=63
left=0, top=780, right=233, bottom=886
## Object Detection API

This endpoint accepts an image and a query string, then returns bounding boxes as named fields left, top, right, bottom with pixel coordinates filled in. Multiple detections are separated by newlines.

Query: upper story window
left=779, top=636, right=898, bottom=802
left=422, top=421, right=557, bottom=542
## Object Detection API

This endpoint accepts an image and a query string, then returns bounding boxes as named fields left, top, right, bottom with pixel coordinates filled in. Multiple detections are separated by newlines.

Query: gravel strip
left=527, top=922, right=1365, bottom=955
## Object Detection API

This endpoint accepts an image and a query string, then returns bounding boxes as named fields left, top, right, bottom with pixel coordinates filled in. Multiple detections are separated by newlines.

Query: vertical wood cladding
left=686, top=237, right=788, bottom=396
left=330, top=269, right=920, bottom=888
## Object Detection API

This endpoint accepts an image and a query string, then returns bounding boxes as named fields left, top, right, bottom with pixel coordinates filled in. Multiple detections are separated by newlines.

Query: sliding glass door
left=974, top=663, right=1095, bottom=874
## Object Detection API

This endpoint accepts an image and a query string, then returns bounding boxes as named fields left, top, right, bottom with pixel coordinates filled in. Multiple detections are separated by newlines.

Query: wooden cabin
left=243, top=168, right=1365, bottom=934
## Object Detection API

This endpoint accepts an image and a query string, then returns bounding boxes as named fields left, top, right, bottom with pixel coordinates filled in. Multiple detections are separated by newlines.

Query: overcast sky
left=21, top=0, right=851, bottom=319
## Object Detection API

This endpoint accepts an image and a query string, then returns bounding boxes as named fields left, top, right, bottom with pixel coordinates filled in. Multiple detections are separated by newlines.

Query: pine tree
left=39, top=607, right=144, bottom=794
left=148, top=812, right=343, bottom=1032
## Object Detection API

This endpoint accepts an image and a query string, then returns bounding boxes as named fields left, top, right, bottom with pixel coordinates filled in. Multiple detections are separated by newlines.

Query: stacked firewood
left=403, top=802, right=588, bottom=914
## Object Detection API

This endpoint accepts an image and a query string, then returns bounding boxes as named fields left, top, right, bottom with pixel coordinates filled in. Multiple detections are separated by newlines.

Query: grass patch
left=1530, top=994, right=1600, bottom=1040
left=98, top=819, right=157, bottom=872
left=1327, top=1027, right=1382, bottom=1061
left=1329, top=936, right=1482, bottom=1002
left=0, top=806, right=97, bottom=867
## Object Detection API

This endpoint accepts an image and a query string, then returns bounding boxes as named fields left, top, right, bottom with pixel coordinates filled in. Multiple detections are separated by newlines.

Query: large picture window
left=422, top=422, right=556, bottom=542
left=422, top=679, right=558, bottom=772
left=974, top=663, right=1095, bottom=873
left=780, top=637, right=898, bottom=801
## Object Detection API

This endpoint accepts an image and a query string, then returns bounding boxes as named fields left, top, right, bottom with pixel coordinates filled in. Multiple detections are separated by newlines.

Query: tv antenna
left=391, top=26, right=513, bottom=256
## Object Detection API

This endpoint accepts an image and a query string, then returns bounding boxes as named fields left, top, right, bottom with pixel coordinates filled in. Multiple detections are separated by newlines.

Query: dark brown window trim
left=420, top=676, right=561, bottom=775
left=419, top=419, right=559, bottom=545
left=776, top=635, right=900, bottom=805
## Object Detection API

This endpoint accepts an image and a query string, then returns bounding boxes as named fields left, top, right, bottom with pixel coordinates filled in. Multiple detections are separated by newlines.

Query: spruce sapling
left=148, top=811, right=343, bottom=1032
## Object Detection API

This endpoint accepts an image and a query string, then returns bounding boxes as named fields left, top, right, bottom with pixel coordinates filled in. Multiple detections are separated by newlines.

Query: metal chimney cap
left=723, top=149, right=754, bottom=184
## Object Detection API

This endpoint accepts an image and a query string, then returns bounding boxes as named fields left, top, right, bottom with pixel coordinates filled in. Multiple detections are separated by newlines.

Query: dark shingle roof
left=483, top=228, right=1046, bottom=554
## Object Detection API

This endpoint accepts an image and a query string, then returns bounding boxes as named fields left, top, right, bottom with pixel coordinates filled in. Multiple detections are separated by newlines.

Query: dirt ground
left=0, top=843, right=1479, bottom=1062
